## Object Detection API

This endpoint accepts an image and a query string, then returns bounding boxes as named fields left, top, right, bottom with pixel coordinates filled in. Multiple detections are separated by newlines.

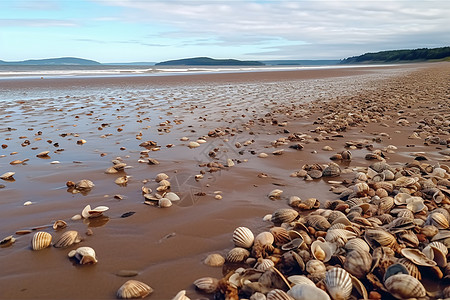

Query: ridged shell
left=397, top=258, right=421, bottom=280
left=232, top=227, right=254, bottom=248
left=311, top=240, right=333, bottom=262
left=155, top=173, right=169, bottom=182
left=226, top=247, right=250, bottom=263
left=287, top=284, right=331, bottom=300
left=394, top=176, right=417, bottom=187
left=364, top=229, right=396, bottom=248
left=324, top=268, right=353, bottom=300
left=271, top=208, right=299, bottom=224
left=255, top=231, right=275, bottom=246
left=269, top=189, right=284, bottom=199
left=305, top=215, right=330, bottom=231
left=384, top=274, right=426, bottom=299
left=343, top=249, right=372, bottom=279
left=287, top=275, right=315, bottom=287
left=117, top=280, right=153, bottom=299
left=423, top=241, right=448, bottom=267
left=344, top=238, right=370, bottom=253
left=401, top=248, right=436, bottom=266
left=383, top=263, right=409, bottom=282
left=305, top=260, right=326, bottom=282
left=426, top=212, right=449, bottom=229
left=193, top=277, right=219, bottom=293
left=31, top=231, right=52, bottom=250
left=270, top=227, right=291, bottom=245
left=373, top=182, right=394, bottom=193
left=53, top=231, right=82, bottom=248
left=325, top=229, right=356, bottom=247
left=267, top=289, right=295, bottom=300
left=377, top=197, right=394, bottom=214
left=68, top=246, right=98, bottom=264
left=204, top=253, right=225, bottom=267
left=75, top=179, right=94, bottom=189
left=172, top=290, right=190, bottom=300
left=0, top=171, right=15, bottom=180
left=254, top=258, right=275, bottom=271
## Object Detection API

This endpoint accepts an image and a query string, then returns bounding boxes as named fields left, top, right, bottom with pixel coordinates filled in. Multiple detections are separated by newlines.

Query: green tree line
left=341, top=47, right=450, bottom=64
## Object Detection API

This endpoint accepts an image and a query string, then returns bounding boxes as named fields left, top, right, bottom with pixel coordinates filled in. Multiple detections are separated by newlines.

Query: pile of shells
left=142, top=173, right=181, bottom=208
left=193, top=159, right=450, bottom=299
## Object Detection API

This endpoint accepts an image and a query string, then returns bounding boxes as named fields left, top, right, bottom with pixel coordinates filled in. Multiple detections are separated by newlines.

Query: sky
left=0, top=0, right=449, bottom=63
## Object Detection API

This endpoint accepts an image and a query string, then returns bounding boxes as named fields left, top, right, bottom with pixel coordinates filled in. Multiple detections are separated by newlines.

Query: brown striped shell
left=193, top=277, right=219, bottom=294
left=53, top=230, right=82, bottom=248
left=116, top=280, right=153, bottom=299
left=305, top=215, right=330, bottom=231
left=397, top=258, right=421, bottom=280
left=343, top=249, right=372, bottom=279
left=384, top=274, right=426, bottom=299
left=31, top=231, right=52, bottom=250
left=270, top=227, right=291, bottom=245
left=226, top=247, right=250, bottom=263
left=324, top=267, right=353, bottom=300
left=271, top=208, right=299, bottom=224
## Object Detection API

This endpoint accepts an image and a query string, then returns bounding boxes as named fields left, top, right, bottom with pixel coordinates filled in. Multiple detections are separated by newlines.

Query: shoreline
left=0, top=62, right=449, bottom=299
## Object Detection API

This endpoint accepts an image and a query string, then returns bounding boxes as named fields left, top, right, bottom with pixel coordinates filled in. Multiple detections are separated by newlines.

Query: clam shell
left=324, top=268, right=352, bottom=300
left=255, top=231, right=275, bottom=246
left=31, top=231, right=52, bottom=250
left=325, top=229, right=356, bottom=247
left=0, top=172, right=15, bottom=180
left=311, top=240, right=333, bottom=262
left=232, top=227, right=254, bottom=248
left=68, top=246, right=97, bottom=264
left=305, top=260, right=326, bottom=282
left=226, top=247, right=250, bottom=263
left=172, top=290, right=190, bottom=300
left=75, top=179, right=94, bottom=189
left=204, top=253, right=225, bottom=267
left=344, top=238, right=370, bottom=253
left=269, top=189, right=283, bottom=199
left=287, top=275, right=315, bottom=287
left=52, top=220, right=67, bottom=230
left=158, top=198, right=172, bottom=208
left=54, top=231, right=82, bottom=248
left=343, top=249, right=372, bottom=279
left=164, top=192, right=180, bottom=202
left=364, top=229, right=396, bottom=249
left=287, top=284, right=331, bottom=300
left=394, top=193, right=411, bottom=205
left=155, top=173, right=169, bottom=182
left=193, top=277, right=219, bottom=293
left=384, top=274, right=426, bottom=299
left=268, top=289, right=295, bottom=300
left=271, top=208, right=298, bottom=224
left=281, top=237, right=304, bottom=251
left=423, top=241, right=448, bottom=267
left=394, top=176, right=417, bottom=187
left=397, top=258, right=421, bottom=280
left=401, top=248, right=436, bottom=266
left=305, top=215, right=330, bottom=231
left=117, top=280, right=153, bottom=299
left=426, top=212, right=449, bottom=229
left=406, top=198, right=426, bottom=213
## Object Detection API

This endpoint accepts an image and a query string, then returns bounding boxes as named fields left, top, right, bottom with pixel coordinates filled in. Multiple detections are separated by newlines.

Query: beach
left=0, top=62, right=449, bottom=299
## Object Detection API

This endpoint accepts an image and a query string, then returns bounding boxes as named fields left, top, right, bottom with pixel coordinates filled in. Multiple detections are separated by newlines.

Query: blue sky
left=1, top=0, right=449, bottom=63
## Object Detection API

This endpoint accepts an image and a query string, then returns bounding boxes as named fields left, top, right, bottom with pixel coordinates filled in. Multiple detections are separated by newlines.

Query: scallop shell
left=344, top=238, right=370, bottom=253
left=305, top=215, right=330, bottom=231
left=0, top=172, right=15, bottom=180
left=204, top=253, right=225, bottom=267
left=255, top=231, right=275, bottom=246
left=31, top=231, right=52, bottom=250
left=426, top=212, right=449, bottom=229
left=325, top=229, right=356, bottom=247
left=172, top=290, right=190, bottom=300
left=68, top=246, right=97, bottom=264
left=232, top=227, right=254, bottom=248
left=226, top=247, right=250, bottom=263
left=117, top=280, right=153, bottom=299
left=311, top=240, right=333, bottom=262
left=397, top=258, right=421, bottom=280
left=54, top=230, right=82, bottom=248
left=343, top=249, right=372, bottom=279
left=193, top=277, right=219, bottom=293
left=254, top=258, right=275, bottom=271
left=324, top=268, right=353, bottom=300
left=270, top=227, right=291, bottom=245
left=287, top=284, right=331, bottom=300
left=271, top=208, right=298, bottom=224
left=401, top=248, right=436, bottom=266
left=267, top=289, right=295, bottom=300
left=364, top=229, right=396, bottom=249
left=384, top=274, right=426, bottom=299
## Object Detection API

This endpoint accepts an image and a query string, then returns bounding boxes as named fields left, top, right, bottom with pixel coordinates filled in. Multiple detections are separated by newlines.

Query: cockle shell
left=287, top=284, right=331, bottom=300
left=425, top=212, right=449, bottom=229
left=305, top=260, right=326, bottom=283
left=305, top=215, right=330, bottom=231
left=155, top=173, right=169, bottom=182
left=75, top=179, right=94, bottom=189
left=287, top=275, right=315, bottom=287
left=116, top=280, right=153, bottom=299
left=68, top=246, right=97, bottom=264
left=31, top=231, right=52, bottom=250
left=204, top=253, right=225, bottom=267
left=401, top=248, right=436, bottom=266
left=193, top=277, right=219, bottom=293
left=0, top=172, right=15, bottom=180
left=172, top=290, right=190, bottom=300
left=115, top=175, right=130, bottom=185
left=324, top=268, right=352, bottom=300
left=325, top=229, right=356, bottom=248
left=54, top=230, right=82, bottom=248
left=267, top=289, right=295, bottom=300
left=270, top=227, right=291, bottom=245
left=364, top=229, right=396, bottom=249
left=343, top=249, right=372, bottom=279
left=226, top=247, right=250, bottom=263
left=254, top=258, right=275, bottom=271
left=271, top=208, right=298, bottom=224
left=255, top=231, right=275, bottom=246
left=384, top=274, right=426, bottom=299
left=397, top=258, right=421, bottom=280
left=344, top=238, right=370, bottom=253
left=232, top=227, right=254, bottom=248
left=422, top=241, right=448, bottom=267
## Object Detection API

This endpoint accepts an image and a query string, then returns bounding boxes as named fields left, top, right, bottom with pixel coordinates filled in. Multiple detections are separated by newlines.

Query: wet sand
left=0, top=62, right=449, bottom=299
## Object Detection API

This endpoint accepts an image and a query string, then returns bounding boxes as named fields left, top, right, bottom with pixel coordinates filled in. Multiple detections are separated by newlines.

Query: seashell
left=117, top=280, right=153, bottom=299
left=164, top=192, right=180, bottom=202
left=193, top=277, right=219, bottom=293
left=75, top=179, right=94, bottom=189
left=232, top=227, right=254, bottom=248
left=269, top=189, right=283, bottom=199
left=155, top=173, right=169, bottom=182
left=344, top=249, right=372, bottom=279
left=420, top=225, right=439, bottom=238
left=31, top=231, right=52, bottom=250
left=188, top=141, right=200, bottom=148
left=287, top=284, right=331, bottom=300
left=267, top=289, right=295, bottom=300
left=105, top=166, right=118, bottom=174
left=383, top=263, right=409, bottom=282
left=281, top=237, right=304, bottom=251
left=287, top=275, right=315, bottom=287
left=425, top=212, right=449, bottom=229
left=322, top=163, right=341, bottom=177
left=305, top=215, right=330, bottom=231
left=226, top=247, right=250, bottom=263
left=373, top=181, right=394, bottom=193
left=377, top=196, right=394, bottom=214
left=255, top=231, right=275, bottom=246
left=172, top=290, right=190, bottom=300
left=326, top=229, right=356, bottom=248
left=396, top=209, right=414, bottom=219
left=394, top=176, right=417, bottom=187
left=324, top=267, right=352, bottom=300
left=423, top=241, right=448, bottom=267
left=158, top=198, right=172, bottom=208
left=52, top=220, right=67, bottom=230
left=36, top=151, right=50, bottom=157
left=115, top=175, right=130, bottom=185
left=327, top=211, right=347, bottom=223
left=259, top=267, right=291, bottom=290
left=397, top=258, right=421, bottom=280
left=271, top=208, right=298, bottom=224
left=353, top=182, right=369, bottom=194
left=255, top=258, right=275, bottom=271
left=370, top=161, right=392, bottom=173
left=364, top=229, right=396, bottom=249
left=384, top=274, right=426, bottom=299
left=307, top=169, right=323, bottom=179
left=0, top=235, right=16, bottom=247
left=406, top=198, right=426, bottom=213
left=305, top=260, right=326, bottom=283
left=270, top=227, right=291, bottom=245
left=401, top=248, right=436, bottom=266
left=344, top=238, right=370, bottom=253
left=68, top=246, right=97, bottom=264
left=54, top=231, right=82, bottom=248
left=311, top=240, right=333, bottom=262
left=204, top=253, right=225, bottom=267
left=0, top=172, right=15, bottom=180
left=82, top=205, right=109, bottom=218
left=298, top=198, right=320, bottom=210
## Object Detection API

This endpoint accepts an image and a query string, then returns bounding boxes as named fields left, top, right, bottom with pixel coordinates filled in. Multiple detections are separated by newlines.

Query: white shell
left=254, top=231, right=275, bottom=246
left=0, top=172, right=15, bottom=180
left=165, top=192, right=180, bottom=201
left=344, top=238, right=370, bottom=253
left=254, top=258, right=275, bottom=271
left=271, top=208, right=298, bottom=224
left=117, top=280, right=153, bottom=299
left=68, top=246, right=98, bottom=264
left=158, top=198, right=172, bottom=208
left=188, top=141, right=200, bottom=148
left=384, top=274, right=426, bottom=299
left=343, top=249, right=372, bottom=279
left=226, top=247, right=250, bottom=263
left=193, top=277, right=219, bottom=293
left=75, top=179, right=94, bottom=189
left=401, top=248, right=436, bottom=266
left=324, top=268, right=353, bottom=300
left=311, top=240, right=333, bottom=262
left=204, top=253, right=225, bottom=267
left=155, top=173, right=169, bottom=182
left=54, top=231, right=82, bottom=248
left=287, top=275, right=315, bottom=286
left=31, top=231, right=52, bottom=250
left=232, top=227, right=254, bottom=248
left=172, top=290, right=190, bottom=300
left=287, top=284, right=331, bottom=300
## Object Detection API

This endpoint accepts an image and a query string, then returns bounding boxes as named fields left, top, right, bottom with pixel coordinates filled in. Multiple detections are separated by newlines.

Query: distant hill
left=263, top=60, right=340, bottom=66
left=341, top=47, right=450, bottom=64
left=155, top=57, right=264, bottom=66
left=0, top=57, right=101, bottom=65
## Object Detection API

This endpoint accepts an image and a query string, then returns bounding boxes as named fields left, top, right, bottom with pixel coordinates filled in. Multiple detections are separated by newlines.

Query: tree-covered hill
left=341, top=47, right=450, bottom=64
